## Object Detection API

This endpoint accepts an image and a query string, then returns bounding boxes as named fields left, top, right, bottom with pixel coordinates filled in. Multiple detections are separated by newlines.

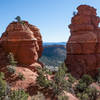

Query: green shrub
left=85, top=87, right=99, bottom=100
left=0, top=72, right=28, bottom=100
left=81, top=74, right=93, bottom=85
left=7, top=52, right=17, bottom=75
left=81, top=93, right=89, bottom=100
left=75, top=74, right=93, bottom=92
left=73, top=11, right=77, bottom=16
left=0, top=72, right=5, bottom=79
left=76, top=85, right=99, bottom=100
left=76, top=93, right=81, bottom=99
left=54, top=66, right=66, bottom=83
left=9, top=89, right=29, bottom=100
left=67, top=73, right=76, bottom=83
left=8, top=52, right=17, bottom=66
left=60, top=63, right=68, bottom=73
left=76, top=87, right=99, bottom=100
left=37, top=67, right=51, bottom=88
left=7, top=65, right=16, bottom=74
left=36, top=65, right=72, bottom=99
left=15, top=16, right=21, bottom=22
left=0, top=72, right=7, bottom=99
left=76, top=82, right=87, bottom=92
left=15, top=16, right=25, bottom=25
left=51, top=65, right=72, bottom=96
left=75, top=74, right=99, bottom=100
left=18, top=73, right=25, bottom=80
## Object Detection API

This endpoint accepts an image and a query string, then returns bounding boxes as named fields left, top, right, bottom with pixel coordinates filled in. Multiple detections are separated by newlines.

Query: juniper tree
left=7, top=52, right=17, bottom=74
left=36, top=64, right=71, bottom=99
left=15, top=16, right=21, bottom=22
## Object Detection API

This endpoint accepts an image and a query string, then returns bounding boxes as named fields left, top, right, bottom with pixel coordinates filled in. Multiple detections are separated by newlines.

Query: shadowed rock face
left=65, top=5, right=100, bottom=78
left=1, top=21, right=43, bottom=65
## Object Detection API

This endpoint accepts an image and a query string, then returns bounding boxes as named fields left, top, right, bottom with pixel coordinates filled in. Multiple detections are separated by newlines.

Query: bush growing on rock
left=75, top=74, right=99, bottom=100
left=0, top=72, right=28, bottom=100
left=8, top=52, right=17, bottom=66
left=15, top=16, right=21, bottom=23
left=77, top=86, right=100, bottom=100
left=36, top=67, right=51, bottom=88
left=85, top=87, right=99, bottom=100
left=9, top=89, right=29, bottom=100
left=81, top=93, right=89, bottom=100
left=7, top=65, right=16, bottom=74
left=67, top=73, right=76, bottom=83
left=75, top=74, right=93, bottom=92
left=18, top=72, right=25, bottom=80
left=81, top=74, right=93, bottom=85
left=7, top=52, right=17, bottom=74
left=0, top=72, right=7, bottom=99
left=36, top=64, right=73, bottom=99
left=76, top=82, right=87, bottom=92
left=15, top=16, right=26, bottom=25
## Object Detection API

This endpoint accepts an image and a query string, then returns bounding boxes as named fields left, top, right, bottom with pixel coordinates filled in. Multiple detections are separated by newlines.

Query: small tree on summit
left=15, top=16, right=21, bottom=22
left=73, top=11, right=77, bottom=16
left=15, top=16, right=25, bottom=25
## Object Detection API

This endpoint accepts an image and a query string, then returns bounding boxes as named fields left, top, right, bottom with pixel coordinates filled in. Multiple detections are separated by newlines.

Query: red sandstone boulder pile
left=1, top=21, right=43, bottom=65
left=65, top=5, right=100, bottom=78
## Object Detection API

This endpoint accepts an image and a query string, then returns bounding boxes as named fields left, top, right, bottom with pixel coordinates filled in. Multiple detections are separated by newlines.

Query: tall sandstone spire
left=65, top=5, right=100, bottom=78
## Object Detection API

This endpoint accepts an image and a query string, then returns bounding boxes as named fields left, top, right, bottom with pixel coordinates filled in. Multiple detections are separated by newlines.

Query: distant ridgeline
left=39, top=42, right=66, bottom=67
left=43, top=42, right=66, bottom=46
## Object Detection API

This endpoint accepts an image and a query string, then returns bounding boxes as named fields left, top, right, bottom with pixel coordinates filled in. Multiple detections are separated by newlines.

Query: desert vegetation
left=0, top=72, right=28, bottom=100
left=0, top=52, right=100, bottom=100
left=1, top=62, right=100, bottom=100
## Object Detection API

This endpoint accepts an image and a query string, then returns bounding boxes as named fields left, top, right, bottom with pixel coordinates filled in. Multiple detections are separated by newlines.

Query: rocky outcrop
left=65, top=5, right=100, bottom=78
left=0, top=20, right=43, bottom=98
left=1, top=21, right=43, bottom=65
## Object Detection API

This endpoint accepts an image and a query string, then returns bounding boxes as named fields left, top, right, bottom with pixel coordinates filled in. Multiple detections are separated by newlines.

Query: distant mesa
left=43, top=42, right=66, bottom=46
left=65, top=5, right=100, bottom=78
left=40, top=44, right=66, bottom=67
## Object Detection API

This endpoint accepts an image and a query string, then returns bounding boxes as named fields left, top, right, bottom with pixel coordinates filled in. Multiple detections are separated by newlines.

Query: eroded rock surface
left=65, top=5, right=100, bottom=78
left=1, top=21, right=43, bottom=65
left=0, top=20, right=43, bottom=96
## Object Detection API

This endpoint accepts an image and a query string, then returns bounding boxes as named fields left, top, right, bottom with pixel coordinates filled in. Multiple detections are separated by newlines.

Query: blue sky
left=0, top=0, right=100, bottom=42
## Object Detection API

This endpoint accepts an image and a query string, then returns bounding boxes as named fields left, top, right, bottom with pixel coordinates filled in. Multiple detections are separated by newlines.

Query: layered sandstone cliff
left=0, top=20, right=43, bottom=95
left=1, top=21, right=43, bottom=65
left=65, top=5, right=100, bottom=78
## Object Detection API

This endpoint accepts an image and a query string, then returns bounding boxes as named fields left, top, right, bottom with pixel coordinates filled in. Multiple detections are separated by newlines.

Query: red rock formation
left=65, top=5, right=100, bottom=78
left=0, top=20, right=43, bottom=97
left=1, top=21, right=43, bottom=65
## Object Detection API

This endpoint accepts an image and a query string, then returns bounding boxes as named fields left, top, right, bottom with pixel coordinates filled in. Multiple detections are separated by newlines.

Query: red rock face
left=65, top=5, right=100, bottom=78
left=1, top=21, right=43, bottom=65
left=0, top=42, right=8, bottom=67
